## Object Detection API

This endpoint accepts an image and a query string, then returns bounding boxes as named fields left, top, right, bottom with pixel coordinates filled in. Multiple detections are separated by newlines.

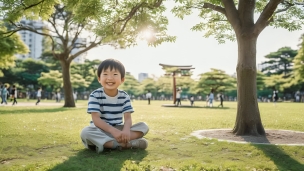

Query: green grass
left=0, top=100, right=304, bottom=171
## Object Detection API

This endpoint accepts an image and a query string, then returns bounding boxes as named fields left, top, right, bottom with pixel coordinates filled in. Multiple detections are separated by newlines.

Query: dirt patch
left=191, top=129, right=304, bottom=145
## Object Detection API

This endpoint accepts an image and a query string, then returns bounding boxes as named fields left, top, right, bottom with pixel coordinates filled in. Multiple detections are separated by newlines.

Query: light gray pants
left=80, top=122, right=149, bottom=152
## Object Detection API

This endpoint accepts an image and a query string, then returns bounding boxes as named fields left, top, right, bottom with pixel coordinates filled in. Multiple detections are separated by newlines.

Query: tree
left=196, top=68, right=236, bottom=94
left=172, top=0, right=304, bottom=135
left=1, top=0, right=175, bottom=107
left=293, top=34, right=304, bottom=85
left=38, top=70, right=63, bottom=89
left=0, top=25, right=28, bottom=77
left=261, top=47, right=297, bottom=77
left=119, top=73, right=140, bottom=96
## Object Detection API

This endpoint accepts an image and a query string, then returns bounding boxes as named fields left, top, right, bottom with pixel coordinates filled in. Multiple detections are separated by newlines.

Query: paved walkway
left=0, top=102, right=66, bottom=107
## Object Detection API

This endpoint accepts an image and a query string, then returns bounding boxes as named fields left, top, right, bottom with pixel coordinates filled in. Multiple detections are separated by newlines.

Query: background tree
left=139, top=78, right=158, bottom=97
left=261, top=47, right=297, bottom=77
left=172, top=0, right=304, bottom=135
left=293, top=34, right=304, bottom=86
left=120, top=73, right=140, bottom=97
left=196, top=68, right=236, bottom=95
left=1, top=0, right=175, bottom=107
left=0, top=25, right=28, bottom=77
left=38, top=70, right=63, bottom=90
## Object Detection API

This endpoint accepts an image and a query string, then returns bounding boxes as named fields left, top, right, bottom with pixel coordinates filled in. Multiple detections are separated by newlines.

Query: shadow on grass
left=50, top=149, right=148, bottom=171
left=0, top=108, right=70, bottom=115
left=161, top=104, right=230, bottom=109
left=244, top=136, right=304, bottom=170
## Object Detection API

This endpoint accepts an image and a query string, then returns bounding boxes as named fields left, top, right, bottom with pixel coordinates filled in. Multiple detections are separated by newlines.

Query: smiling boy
left=81, top=59, right=149, bottom=153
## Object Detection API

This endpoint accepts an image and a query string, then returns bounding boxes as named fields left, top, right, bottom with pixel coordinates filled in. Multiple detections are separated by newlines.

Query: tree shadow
left=49, top=149, right=148, bottom=171
left=242, top=136, right=304, bottom=170
left=0, top=108, right=70, bottom=115
left=161, top=104, right=230, bottom=109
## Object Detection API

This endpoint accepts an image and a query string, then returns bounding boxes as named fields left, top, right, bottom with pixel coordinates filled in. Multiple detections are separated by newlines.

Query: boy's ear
left=121, top=77, right=125, bottom=83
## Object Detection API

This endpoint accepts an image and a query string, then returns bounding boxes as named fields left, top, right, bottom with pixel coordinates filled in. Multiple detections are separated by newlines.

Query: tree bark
left=60, top=59, right=75, bottom=107
left=232, top=34, right=265, bottom=136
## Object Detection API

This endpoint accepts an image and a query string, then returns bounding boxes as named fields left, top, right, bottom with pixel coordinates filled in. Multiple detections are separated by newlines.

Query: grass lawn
left=0, top=100, right=304, bottom=171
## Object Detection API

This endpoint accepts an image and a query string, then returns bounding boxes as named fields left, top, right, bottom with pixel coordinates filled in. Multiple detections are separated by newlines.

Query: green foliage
left=38, top=70, right=63, bottom=88
left=196, top=68, right=236, bottom=94
left=120, top=73, right=140, bottom=96
left=0, top=25, right=28, bottom=76
left=293, top=34, right=304, bottom=85
left=257, top=71, right=267, bottom=90
left=261, top=47, right=297, bottom=76
left=172, top=0, right=304, bottom=43
left=139, top=78, right=158, bottom=95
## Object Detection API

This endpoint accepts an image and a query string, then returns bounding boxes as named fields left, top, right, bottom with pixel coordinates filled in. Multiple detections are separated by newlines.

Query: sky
left=86, top=2, right=304, bottom=80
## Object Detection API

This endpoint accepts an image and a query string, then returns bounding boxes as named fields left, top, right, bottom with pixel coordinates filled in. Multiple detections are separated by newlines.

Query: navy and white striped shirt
left=87, top=87, right=134, bottom=126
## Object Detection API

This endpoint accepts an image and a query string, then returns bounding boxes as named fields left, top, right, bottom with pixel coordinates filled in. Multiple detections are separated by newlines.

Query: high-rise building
left=16, top=19, right=86, bottom=63
left=17, top=20, right=44, bottom=60
left=138, top=73, right=148, bottom=82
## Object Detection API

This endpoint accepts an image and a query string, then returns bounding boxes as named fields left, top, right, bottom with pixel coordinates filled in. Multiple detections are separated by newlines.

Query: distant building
left=71, top=38, right=87, bottom=64
left=16, top=19, right=86, bottom=63
left=16, top=19, right=44, bottom=60
left=138, top=73, right=148, bottom=82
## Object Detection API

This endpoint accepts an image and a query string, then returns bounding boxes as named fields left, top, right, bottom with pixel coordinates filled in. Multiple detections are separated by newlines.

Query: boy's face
left=98, top=68, right=124, bottom=95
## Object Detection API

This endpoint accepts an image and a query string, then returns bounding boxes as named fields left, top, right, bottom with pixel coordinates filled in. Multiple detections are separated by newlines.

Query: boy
left=81, top=59, right=149, bottom=153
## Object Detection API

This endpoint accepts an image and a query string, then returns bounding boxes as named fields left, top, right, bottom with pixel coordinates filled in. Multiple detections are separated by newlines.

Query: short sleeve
left=87, top=93, right=101, bottom=114
left=122, top=95, right=134, bottom=114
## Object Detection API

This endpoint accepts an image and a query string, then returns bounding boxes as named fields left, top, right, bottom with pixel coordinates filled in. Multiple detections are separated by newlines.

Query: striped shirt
left=87, top=87, right=134, bottom=126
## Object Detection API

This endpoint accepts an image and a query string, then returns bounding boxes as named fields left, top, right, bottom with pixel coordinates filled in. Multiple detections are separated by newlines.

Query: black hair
left=97, top=59, right=125, bottom=79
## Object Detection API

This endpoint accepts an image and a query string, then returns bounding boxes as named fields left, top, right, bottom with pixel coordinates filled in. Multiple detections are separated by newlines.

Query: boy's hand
left=111, top=129, right=123, bottom=143
left=121, top=129, right=131, bottom=143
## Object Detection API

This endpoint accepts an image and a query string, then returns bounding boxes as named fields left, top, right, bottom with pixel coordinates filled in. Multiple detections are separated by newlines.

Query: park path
left=0, top=102, right=65, bottom=107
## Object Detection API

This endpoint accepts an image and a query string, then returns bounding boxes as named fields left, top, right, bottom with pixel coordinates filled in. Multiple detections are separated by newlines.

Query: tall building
left=17, top=20, right=44, bottom=60
left=16, top=19, right=86, bottom=63
left=71, top=38, right=87, bottom=64
left=138, top=73, right=148, bottom=82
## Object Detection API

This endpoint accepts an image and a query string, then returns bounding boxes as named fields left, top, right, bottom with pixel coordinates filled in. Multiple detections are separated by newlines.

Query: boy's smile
left=98, top=68, right=124, bottom=96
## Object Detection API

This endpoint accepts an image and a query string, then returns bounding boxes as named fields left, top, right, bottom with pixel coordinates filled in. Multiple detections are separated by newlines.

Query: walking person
left=218, top=93, right=224, bottom=107
left=146, top=90, right=152, bottom=105
left=208, top=89, right=214, bottom=107
left=190, top=96, right=194, bottom=106
left=11, top=85, right=17, bottom=105
left=57, top=91, right=61, bottom=102
left=1, top=84, right=8, bottom=105
left=36, top=87, right=42, bottom=105
left=273, top=88, right=278, bottom=106
left=73, top=91, right=78, bottom=103
left=175, top=88, right=182, bottom=106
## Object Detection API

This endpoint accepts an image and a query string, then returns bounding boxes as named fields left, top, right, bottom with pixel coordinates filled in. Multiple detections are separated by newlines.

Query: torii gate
left=159, top=63, right=195, bottom=104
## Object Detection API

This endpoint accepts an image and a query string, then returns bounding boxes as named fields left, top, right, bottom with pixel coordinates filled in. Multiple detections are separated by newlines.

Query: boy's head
left=97, top=59, right=126, bottom=94
left=97, top=59, right=125, bottom=79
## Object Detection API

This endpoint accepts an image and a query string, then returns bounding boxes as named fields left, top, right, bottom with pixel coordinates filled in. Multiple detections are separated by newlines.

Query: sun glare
left=141, top=29, right=156, bottom=43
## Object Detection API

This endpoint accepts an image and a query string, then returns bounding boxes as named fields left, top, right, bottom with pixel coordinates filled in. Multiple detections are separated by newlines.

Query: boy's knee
left=138, top=122, right=149, bottom=135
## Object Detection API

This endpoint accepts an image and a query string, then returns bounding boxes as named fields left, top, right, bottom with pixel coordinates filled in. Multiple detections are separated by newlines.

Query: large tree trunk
left=60, top=60, right=75, bottom=107
left=232, top=35, right=265, bottom=136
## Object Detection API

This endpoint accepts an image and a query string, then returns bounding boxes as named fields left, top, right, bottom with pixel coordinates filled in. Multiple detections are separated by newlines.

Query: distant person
left=11, top=85, right=17, bottom=105
left=36, top=87, right=42, bottom=105
left=218, top=93, right=224, bottom=107
left=146, top=90, right=152, bottom=105
left=176, top=88, right=182, bottom=106
left=205, top=94, right=209, bottom=107
left=190, top=96, right=194, bottom=106
left=73, top=92, right=77, bottom=102
left=295, top=91, right=300, bottom=102
left=80, top=59, right=149, bottom=153
left=208, top=89, right=214, bottom=107
left=1, top=84, right=8, bottom=105
left=273, top=89, right=278, bottom=106
left=57, top=91, right=61, bottom=102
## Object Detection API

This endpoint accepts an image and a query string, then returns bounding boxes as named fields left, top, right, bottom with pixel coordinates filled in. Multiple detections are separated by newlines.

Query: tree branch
left=254, top=0, right=281, bottom=35
left=115, top=0, right=163, bottom=34
left=202, top=3, right=226, bottom=15
left=67, top=40, right=101, bottom=63
left=221, top=0, right=241, bottom=33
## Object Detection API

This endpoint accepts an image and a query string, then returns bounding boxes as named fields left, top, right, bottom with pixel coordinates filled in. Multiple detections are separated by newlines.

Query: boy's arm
left=121, top=112, right=132, bottom=143
left=91, top=112, right=123, bottom=142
